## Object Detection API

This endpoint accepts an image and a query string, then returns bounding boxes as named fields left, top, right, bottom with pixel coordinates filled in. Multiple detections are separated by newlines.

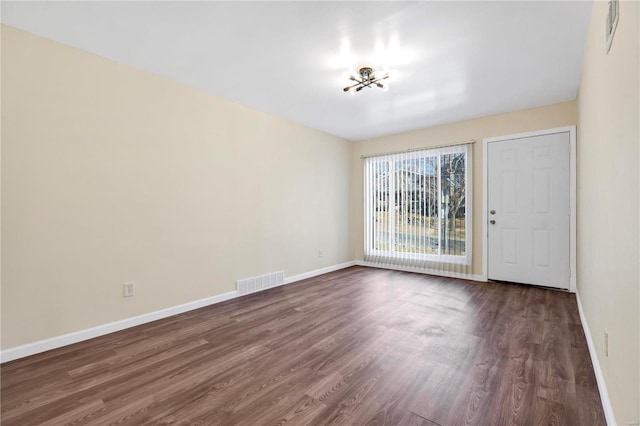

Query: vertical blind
left=363, top=142, right=473, bottom=274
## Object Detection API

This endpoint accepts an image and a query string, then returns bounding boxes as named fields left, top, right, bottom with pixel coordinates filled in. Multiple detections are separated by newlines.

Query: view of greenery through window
left=369, top=151, right=467, bottom=259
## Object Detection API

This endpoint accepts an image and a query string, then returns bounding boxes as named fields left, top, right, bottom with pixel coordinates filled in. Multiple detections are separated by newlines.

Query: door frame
left=481, top=126, right=576, bottom=293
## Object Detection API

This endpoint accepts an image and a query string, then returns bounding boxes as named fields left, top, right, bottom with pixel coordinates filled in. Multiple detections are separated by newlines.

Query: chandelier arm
left=348, top=82, right=361, bottom=89
left=343, top=81, right=365, bottom=91
left=370, top=74, right=389, bottom=85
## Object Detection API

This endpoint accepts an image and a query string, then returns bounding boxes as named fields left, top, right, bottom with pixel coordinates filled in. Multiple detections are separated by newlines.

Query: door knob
left=490, top=220, right=496, bottom=225
left=490, top=210, right=496, bottom=215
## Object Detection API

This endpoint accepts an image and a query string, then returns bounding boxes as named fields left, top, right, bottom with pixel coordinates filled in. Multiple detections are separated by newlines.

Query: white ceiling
left=1, top=1, right=592, bottom=141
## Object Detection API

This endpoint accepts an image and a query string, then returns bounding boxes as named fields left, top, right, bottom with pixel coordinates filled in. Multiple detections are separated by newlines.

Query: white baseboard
left=576, top=292, right=617, bottom=426
left=0, top=261, right=357, bottom=364
left=0, top=290, right=239, bottom=364
left=284, top=261, right=357, bottom=284
left=354, top=260, right=486, bottom=282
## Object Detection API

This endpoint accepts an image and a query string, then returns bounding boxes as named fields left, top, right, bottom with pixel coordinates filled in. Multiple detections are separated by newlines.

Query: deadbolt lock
left=490, top=210, right=496, bottom=215
left=490, top=220, right=496, bottom=225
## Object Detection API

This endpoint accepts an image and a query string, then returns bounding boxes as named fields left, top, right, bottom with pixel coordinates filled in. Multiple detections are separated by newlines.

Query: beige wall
left=577, top=1, right=640, bottom=423
left=350, top=102, right=577, bottom=275
left=0, top=26, right=352, bottom=350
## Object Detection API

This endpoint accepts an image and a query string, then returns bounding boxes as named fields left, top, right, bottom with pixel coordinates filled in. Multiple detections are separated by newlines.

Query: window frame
left=364, top=145, right=472, bottom=265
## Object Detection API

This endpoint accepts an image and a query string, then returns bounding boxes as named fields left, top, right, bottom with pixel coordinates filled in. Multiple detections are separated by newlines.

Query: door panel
left=487, top=132, right=570, bottom=289
left=501, top=229, right=519, bottom=264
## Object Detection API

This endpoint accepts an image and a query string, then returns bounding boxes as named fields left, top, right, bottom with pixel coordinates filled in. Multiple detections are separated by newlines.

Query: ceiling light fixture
left=343, top=66, right=389, bottom=95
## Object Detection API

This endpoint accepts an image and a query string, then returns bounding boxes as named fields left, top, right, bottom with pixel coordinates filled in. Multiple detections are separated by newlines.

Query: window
left=364, top=144, right=471, bottom=265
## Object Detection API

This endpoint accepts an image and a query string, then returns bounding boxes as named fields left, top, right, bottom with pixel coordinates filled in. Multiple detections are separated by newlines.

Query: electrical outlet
left=604, top=329, right=609, bottom=357
left=318, top=249, right=324, bottom=258
left=123, top=282, right=135, bottom=297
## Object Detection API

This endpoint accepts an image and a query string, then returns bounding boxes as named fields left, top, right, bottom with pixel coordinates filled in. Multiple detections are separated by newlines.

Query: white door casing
left=484, top=128, right=574, bottom=290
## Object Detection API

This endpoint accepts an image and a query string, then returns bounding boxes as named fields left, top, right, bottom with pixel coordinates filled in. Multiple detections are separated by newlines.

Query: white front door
left=487, top=131, right=570, bottom=289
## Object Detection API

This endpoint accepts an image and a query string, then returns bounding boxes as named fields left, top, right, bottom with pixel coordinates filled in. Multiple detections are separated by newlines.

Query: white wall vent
left=236, top=271, right=285, bottom=295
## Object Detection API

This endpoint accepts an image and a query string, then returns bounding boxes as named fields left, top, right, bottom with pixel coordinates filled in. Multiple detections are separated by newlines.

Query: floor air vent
left=237, top=271, right=285, bottom=295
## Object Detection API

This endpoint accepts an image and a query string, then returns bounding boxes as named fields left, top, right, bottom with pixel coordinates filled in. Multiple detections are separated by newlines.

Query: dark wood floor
left=1, top=266, right=605, bottom=425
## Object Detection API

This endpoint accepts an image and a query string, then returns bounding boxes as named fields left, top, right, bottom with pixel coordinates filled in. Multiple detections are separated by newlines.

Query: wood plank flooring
left=1, top=266, right=605, bottom=425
